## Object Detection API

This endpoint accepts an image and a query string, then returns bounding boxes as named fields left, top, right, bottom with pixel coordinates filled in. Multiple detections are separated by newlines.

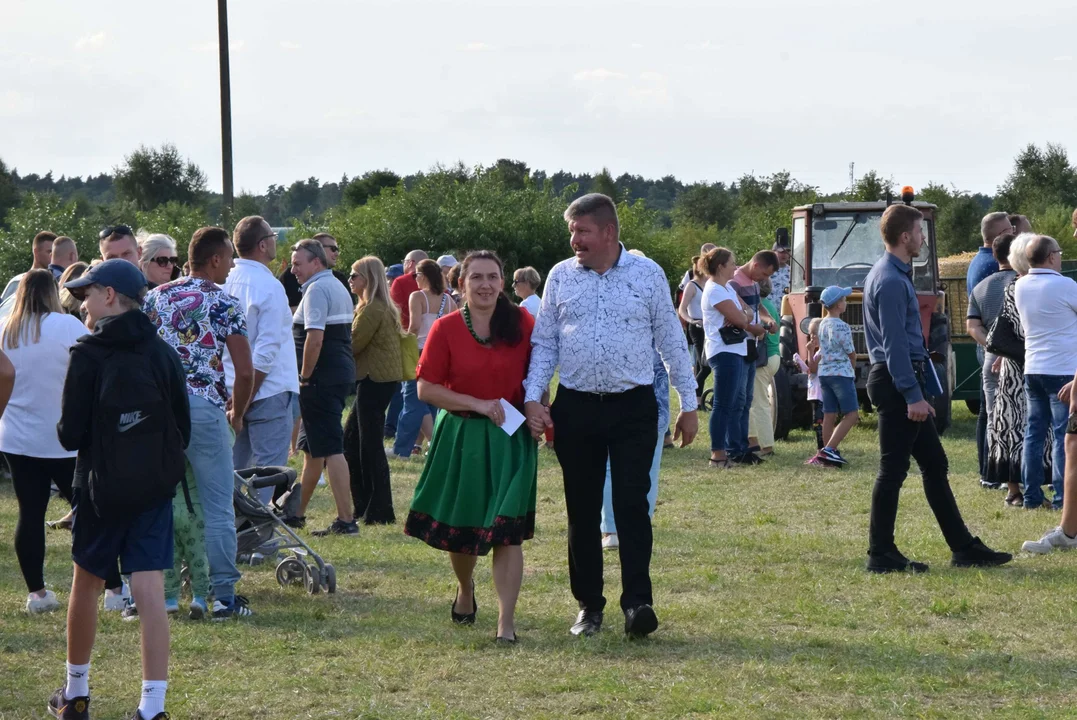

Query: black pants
left=344, top=378, right=399, bottom=524
left=551, top=385, right=658, bottom=613
left=976, top=380, right=988, bottom=481
left=865, top=365, right=974, bottom=555
left=687, top=323, right=710, bottom=397
left=5, top=453, right=76, bottom=592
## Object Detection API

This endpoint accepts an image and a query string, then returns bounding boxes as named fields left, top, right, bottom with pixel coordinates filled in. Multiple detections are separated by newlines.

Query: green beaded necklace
left=462, top=303, right=491, bottom=345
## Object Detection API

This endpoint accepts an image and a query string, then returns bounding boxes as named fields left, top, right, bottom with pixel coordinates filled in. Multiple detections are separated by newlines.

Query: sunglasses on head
left=152, top=256, right=180, bottom=268
left=99, top=224, right=134, bottom=240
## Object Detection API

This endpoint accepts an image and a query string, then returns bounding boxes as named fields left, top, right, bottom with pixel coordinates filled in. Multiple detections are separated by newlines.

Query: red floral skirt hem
left=404, top=510, right=536, bottom=556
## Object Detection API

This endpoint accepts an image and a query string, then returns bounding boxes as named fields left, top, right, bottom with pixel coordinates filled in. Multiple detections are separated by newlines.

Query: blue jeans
left=186, top=395, right=240, bottom=601
left=708, top=352, right=749, bottom=454
left=742, top=360, right=756, bottom=452
left=1022, top=374, right=1068, bottom=509
left=392, top=379, right=432, bottom=457
left=601, top=352, right=669, bottom=533
left=233, top=391, right=296, bottom=504
left=384, top=386, right=403, bottom=437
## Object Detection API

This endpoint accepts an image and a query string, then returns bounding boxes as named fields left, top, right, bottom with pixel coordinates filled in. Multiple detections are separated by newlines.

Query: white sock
left=138, top=681, right=167, bottom=718
left=65, top=662, right=90, bottom=698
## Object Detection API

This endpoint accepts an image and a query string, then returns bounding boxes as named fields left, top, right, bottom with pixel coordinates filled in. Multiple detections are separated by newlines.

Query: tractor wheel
left=772, top=366, right=794, bottom=441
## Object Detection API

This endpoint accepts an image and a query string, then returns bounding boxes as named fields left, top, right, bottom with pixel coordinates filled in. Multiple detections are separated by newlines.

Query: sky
left=3, top=0, right=1076, bottom=197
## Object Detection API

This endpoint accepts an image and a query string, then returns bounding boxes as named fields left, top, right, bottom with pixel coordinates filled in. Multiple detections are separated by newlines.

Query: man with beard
left=862, top=203, right=1011, bottom=574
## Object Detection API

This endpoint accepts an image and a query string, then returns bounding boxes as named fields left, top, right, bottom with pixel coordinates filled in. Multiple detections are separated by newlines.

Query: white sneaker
left=26, top=590, right=60, bottom=614
left=602, top=534, right=619, bottom=550
left=1022, top=527, right=1077, bottom=555
left=317, top=472, right=327, bottom=486
left=103, top=583, right=130, bottom=612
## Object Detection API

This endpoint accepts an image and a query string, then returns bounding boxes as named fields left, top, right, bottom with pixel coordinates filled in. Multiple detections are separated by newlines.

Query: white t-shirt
left=702, top=279, right=747, bottom=359
left=520, top=294, right=541, bottom=318
left=0, top=312, right=88, bottom=458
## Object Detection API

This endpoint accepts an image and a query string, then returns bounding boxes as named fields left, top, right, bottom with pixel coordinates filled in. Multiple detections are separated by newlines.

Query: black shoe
left=48, top=688, right=89, bottom=719
left=451, top=580, right=477, bottom=625
left=952, top=537, right=1012, bottom=568
left=731, top=453, right=765, bottom=466
left=282, top=515, right=306, bottom=530
left=979, top=479, right=1002, bottom=490
left=570, top=609, right=603, bottom=637
left=130, top=712, right=169, bottom=720
left=311, top=519, right=359, bottom=537
left=866, top=549, right=929, bottom=574
left=624, top=604, right=659, bottom=638
left=494, top=633, right=517, bottom=645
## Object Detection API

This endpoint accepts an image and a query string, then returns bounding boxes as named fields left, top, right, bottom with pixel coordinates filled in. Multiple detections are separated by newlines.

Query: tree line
left=1, top=143, right=1076, bottom=290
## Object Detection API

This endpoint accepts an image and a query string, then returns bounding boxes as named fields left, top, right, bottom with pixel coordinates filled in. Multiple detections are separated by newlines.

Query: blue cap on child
left=820, top=286, right=853, bottom=308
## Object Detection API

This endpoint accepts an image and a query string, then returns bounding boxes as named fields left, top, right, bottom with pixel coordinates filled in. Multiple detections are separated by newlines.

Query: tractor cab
left=771, top=189, right=954, bottom=437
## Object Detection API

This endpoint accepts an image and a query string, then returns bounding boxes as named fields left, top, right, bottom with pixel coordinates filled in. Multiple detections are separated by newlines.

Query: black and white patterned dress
left=986, top=281, right=1052, bottom=486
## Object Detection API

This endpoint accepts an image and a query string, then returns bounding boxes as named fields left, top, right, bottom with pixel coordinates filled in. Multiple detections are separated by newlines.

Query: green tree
left=994, top=142, right=1077, bottom=214
left=850, top=170, right=894, bottom=202
left=673, top=182, right=736, bottom=229
left=0, top=158, right=20, bottom=229
left=591, top=168, right=618, bottom=199
left=486, top=159, right=530, bottom=191
left=232, top=192, right=263, bottom=220
left=113, top=143, right=208, bottom=210
left=342, top=170, right=402, bottom=209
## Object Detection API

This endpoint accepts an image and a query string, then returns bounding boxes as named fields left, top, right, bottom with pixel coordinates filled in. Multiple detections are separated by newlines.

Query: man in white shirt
left=524, top=193, right=698, bottom=640
left=1014, top=234, right=1077, bottom=509
left=2, top=231, right=56, bottom=300
left=224, top=216, right=300, bottom=497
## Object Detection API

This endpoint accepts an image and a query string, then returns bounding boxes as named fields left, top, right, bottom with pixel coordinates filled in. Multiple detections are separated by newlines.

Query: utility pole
left=848, top=162, right=855, bottom=190
left=218, top=0, right=234, bottom=221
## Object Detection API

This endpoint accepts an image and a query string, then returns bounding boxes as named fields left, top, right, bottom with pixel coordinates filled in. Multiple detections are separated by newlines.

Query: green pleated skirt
left=404, top=411, right=538, bottom=556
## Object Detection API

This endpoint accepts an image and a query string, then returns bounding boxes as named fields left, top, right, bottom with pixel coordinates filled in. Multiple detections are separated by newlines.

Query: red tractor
left=772, top=188, right=953, bottom=438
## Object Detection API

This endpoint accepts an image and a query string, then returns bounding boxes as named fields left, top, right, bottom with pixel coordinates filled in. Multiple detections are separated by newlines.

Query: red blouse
left=416, top=309, right=534, bottom=407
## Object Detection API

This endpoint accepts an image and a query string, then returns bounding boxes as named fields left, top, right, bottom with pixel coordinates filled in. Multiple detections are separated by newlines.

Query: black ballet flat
left=451, top=580, right=477, bottom=625
left=495, top=633, right=517, bottom=645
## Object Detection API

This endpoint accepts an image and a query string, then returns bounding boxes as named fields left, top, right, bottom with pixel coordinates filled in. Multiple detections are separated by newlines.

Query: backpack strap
left=145, top=344, right=195, bottom=515
left=436, top=293, right=449, bottom=319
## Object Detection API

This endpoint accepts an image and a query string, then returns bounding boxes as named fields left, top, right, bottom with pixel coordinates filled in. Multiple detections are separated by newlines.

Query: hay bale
left=938, top=251, right=977, bottom=278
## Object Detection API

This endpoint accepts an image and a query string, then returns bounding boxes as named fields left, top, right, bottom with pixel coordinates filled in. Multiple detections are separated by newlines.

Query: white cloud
left=573, top=68, right=627, bottom=83
left=686, top=40, right=720, bottom=51
left=280, top=40, right=302, bottom=51
left=74, top=32, right=106, bottom=51
left=463, top=42, right=491, bottom=52
left=0, top=90, right=32, bottom=117
left=1054, top=55, right=1073, bottom=62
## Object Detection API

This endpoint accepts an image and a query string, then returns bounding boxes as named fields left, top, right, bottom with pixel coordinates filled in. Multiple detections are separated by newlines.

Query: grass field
left=2, top=403, right=1077, bottom=719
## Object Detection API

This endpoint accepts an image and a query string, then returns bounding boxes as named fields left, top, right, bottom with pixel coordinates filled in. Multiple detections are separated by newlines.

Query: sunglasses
left=99, top=224, right=134, bottom=240
left=511, top=279, right=523, bottom=284
left=321, top=244, right=339, bottom=252
left=349, top=272, right=360, bottom=279
left=152, top=256, right=180, bottom=268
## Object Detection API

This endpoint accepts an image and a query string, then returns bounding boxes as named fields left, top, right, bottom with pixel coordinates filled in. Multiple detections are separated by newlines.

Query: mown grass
left=3, top=403, right=1077, bottom=719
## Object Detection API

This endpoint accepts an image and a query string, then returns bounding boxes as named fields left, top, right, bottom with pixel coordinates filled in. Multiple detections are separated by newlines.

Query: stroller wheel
left=324, top=564, right=337, bottom=594
left=275, top=557, right=305, bottom=588
left=305, top=564, right=322, bottom=595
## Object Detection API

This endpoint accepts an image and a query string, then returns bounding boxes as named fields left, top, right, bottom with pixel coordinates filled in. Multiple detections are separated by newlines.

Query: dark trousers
left=865, top=365, right=974, bottom=555
left=976, top=381, right=988, bottom=481
left=687, top=323, right=710, bottom=396
left=5, top=454, right=76, bottom=592
left=344, top=378, right=399, bottom=523
left=551, top=384, right=658, bottom=613
left=384, top=384, right=403, bottom=437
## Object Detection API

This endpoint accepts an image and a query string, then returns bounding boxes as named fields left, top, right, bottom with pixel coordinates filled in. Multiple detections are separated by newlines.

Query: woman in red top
left=404, top=251, right=538, bottom=644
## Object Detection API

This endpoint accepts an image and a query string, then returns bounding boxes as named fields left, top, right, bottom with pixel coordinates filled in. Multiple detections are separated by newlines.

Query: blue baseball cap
left=820, top=285, right=853, bottom=308
left=386, top=263, right=405, bottom=280
left=64, top=258, right=148, bottom=300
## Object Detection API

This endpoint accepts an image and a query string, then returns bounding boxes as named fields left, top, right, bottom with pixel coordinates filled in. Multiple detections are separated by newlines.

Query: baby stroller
left=234, top=466, right=337, bottom=594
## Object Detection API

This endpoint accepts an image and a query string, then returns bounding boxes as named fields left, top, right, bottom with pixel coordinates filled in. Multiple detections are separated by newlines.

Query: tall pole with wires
left=218, top=0, right=234, bottom=222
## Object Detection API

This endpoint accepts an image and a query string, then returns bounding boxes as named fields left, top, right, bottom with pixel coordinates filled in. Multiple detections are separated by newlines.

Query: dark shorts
left=819, top=375, right=859, bottom=415
left=296, top=382, right=351, bottom=458
left=72, top=493, right=174, bottom=579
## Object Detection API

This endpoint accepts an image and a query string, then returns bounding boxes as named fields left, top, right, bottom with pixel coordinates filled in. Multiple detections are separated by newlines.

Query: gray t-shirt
left=968, top=269, right=1016, bottom=367
left=293, top=269, right=356, bottom=386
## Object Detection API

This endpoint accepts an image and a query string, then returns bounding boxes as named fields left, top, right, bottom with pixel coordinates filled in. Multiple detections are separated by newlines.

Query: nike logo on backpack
left=118, top=411, right=148, bottom=432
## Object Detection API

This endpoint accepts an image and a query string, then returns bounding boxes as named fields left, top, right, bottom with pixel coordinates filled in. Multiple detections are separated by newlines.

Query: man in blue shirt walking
left=862, top=204, right=1011, bottom=573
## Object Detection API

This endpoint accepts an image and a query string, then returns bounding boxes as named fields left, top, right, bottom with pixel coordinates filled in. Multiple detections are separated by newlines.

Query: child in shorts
left=814, top=286, right=860, bottom=466
left=49, top=260, right=191, bottom=720
left=795, top=318, right=825, bottom=461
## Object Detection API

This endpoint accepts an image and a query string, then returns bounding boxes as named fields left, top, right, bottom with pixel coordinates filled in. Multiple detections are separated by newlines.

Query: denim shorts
left=819, top=375, right=858, bottom=414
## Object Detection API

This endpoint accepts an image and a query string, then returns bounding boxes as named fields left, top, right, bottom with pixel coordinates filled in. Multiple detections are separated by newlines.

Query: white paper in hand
left=498, top=399, right=526, bottom=436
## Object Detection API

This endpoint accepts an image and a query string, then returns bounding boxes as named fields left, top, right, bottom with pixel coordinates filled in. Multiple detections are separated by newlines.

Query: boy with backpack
left=813, top=285, right=860, bottom=466
left=51, top=259, right=191, bottom=720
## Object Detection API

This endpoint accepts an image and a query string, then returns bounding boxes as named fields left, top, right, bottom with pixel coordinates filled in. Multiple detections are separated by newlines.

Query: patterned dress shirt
left=524, top=245, right=697, bottom=411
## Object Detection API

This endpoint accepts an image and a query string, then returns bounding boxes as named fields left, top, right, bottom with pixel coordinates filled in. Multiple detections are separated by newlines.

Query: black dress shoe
left=451, top=580, right=477, bottom=625
left=624, top=604, right=659, bottom=638
left=952, top=537, right=1012, bottom=568
left=570, top=609, right=603, bottom=637
left=494, top=633, right=517, bottom=645
left=866, top=549, right=929, bottom=574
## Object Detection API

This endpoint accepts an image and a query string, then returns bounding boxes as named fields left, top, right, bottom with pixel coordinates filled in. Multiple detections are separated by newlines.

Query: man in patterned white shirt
left=524, top=193, right=697, bottom=640
left=770, top=240, right=792, bottom=310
